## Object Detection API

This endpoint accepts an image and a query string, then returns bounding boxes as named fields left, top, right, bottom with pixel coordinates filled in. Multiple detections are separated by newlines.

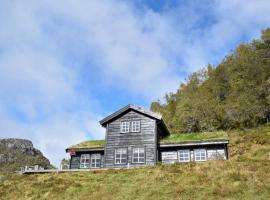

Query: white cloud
left=0, top=0, right=269, bottom=167
left=0, top=111, right=104, bottom=166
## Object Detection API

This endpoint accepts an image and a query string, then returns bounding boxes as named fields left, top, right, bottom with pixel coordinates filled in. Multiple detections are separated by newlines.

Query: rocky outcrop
left=0, top=138, right=52, bottom=173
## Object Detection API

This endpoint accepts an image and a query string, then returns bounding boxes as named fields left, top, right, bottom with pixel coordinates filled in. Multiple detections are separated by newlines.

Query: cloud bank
left=0, top=0, right=269, bottom=166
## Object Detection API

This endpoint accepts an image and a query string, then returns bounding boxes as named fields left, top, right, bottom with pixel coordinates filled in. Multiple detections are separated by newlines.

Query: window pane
left=121, top=122, right=129, bottom=133
left=195, top=149, right=206, bottom=161
left=139, top=153, right=144, bottom=157
left=139, top=158, right=144, bottom=163
left=179, top=150, right=190, bottom=162
left=80, top=154, right=90, bottom=168
left=131, top=121, right=140, bottom=132
left=133, top=147, right=145, bottom=163
left=115, top=148, right=127, bottom=164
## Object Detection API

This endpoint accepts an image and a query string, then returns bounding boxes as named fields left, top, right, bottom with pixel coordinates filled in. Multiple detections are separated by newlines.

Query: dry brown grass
left=0, top=125, right=269, bottom=200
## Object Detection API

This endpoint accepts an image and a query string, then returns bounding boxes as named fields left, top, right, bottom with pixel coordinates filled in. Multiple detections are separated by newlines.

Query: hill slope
left=151, top=28, right=270, bottom=133
left=0, top=125, right=269, bottom=200
left=0, top=138, right=52, bottom=173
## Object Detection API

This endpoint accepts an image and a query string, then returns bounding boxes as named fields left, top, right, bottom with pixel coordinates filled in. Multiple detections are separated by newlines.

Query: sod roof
left=68, top=140, right=105, bottom=149
left=160, top=131, right=229, bottom=144
left=67, top=131, right=228, bottom=149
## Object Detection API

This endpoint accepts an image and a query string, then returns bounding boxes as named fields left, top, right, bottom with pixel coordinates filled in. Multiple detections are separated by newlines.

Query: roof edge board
left=99, top=104, right=162, bottom=126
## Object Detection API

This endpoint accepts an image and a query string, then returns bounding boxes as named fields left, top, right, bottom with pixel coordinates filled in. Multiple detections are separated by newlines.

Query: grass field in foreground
left=0, top=125, right=269, bottom=200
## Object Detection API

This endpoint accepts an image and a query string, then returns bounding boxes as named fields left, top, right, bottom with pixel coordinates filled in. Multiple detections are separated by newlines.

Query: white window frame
left=178, top=150, right=190, bottom=162
left=132, top=147, right=145, bottom=163
left=115, top=148, right=127, bottom=165
left=121, top=121, right=130, bottom=133
left=194, top=149, right=207, bottom=161
left=80, top=154, right=90, bottom=168
left=91, top=154, right=101, bottom=168
left=131, top=121, right=141, bottom=132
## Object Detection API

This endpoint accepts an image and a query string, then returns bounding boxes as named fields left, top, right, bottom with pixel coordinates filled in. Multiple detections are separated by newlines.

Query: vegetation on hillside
left=151, top=28, right=270, bottom=133
left=0, top=125, right=269, bottom=200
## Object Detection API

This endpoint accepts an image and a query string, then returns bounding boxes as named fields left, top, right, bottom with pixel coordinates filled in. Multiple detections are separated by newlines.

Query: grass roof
left=160, top=131, right=229, bottom=144
left=68, top=131, right=228, bottom=148
left=70, top=140, right=105, bottom=149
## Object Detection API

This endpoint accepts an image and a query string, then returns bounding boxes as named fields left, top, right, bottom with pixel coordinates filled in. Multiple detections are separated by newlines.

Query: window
left=131, top=121, right=140, bottom=132
left=121, top=121, right=129, bottom=133
left=194, top=149, right=206, bottom=161
left=132, top=147, right=145, bottom=163
left=115, top=148, right=127, bottom=164
left=80, top=154, right=90, bottom=168
left=178, top=150, right=190, bottom=162
left=91, top=154, right=101, bottom=168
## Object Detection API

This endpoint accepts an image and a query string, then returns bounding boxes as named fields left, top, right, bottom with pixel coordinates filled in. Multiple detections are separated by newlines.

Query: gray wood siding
left=160, top=144, right=228, bottom=164
left=104, top=110, right=157, bottom=168
left=70, top=155, right=80, bottom=169
left=161, top=151, right=178, bottom=164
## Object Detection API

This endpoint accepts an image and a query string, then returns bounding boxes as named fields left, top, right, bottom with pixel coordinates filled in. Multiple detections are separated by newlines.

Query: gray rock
left=0, top=138, right=52, bottom=173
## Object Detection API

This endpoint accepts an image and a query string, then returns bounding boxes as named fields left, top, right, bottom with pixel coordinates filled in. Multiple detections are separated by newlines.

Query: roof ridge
left=99, top=104, right=162, bottom=126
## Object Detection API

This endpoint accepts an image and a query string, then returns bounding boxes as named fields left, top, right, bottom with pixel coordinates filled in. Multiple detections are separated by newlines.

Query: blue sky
left=0, top=0, right=270, bottom=166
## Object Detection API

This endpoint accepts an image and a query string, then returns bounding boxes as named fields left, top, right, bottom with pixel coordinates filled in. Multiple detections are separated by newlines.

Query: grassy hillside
left=151, top=28, right=270, bottom=133
left=0, top=125, right=270, bottom=200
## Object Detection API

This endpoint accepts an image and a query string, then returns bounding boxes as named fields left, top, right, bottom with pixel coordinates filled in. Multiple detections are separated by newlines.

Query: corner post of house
left=104, top=123, right=109, bottom=168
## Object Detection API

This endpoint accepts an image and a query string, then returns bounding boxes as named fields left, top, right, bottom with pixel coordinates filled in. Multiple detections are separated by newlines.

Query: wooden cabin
left=66, top=104, right=229, bottom=169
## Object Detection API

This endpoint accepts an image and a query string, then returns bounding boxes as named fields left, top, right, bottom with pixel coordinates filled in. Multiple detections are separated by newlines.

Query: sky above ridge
left=0, top=0, right=270, bottom=166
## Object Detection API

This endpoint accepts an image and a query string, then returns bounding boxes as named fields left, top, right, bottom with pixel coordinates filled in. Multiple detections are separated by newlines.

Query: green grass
left=161, top=131, right=229, bottom=144
left=69, top=131, right=228, bottom=149
left=69, top=140, right=105, bottom=149
left=1, top=125, right=270, bottom=200
left=70, top=132, right=229, bottom=149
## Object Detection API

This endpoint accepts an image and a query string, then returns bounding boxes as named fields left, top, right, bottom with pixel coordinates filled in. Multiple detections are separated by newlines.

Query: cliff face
left=0, top=138, right=52, bottom=173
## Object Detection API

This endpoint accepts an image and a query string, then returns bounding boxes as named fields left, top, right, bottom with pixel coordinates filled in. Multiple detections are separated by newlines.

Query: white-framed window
left=115, top=148, right=127, bottom=164
left=178, top=150, right=190, bottom=162
left=132, top=147, right=145, bottom=163
left=80, top=154, right=90, bottom=168
left=121, top=121, right=129, bottom=133
left=194, top=149, right=206, bottom=161
left=131, top=121, right=140, bottom=132
left=91, top=154, right=101, bottom=168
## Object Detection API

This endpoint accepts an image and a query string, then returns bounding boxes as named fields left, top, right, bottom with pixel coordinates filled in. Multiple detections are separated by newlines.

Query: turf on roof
left=70, top=140, right=105, bottom=149
left=69, top=132, right=228, bottom=148
left=160, top=131, right=228, bottom=144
